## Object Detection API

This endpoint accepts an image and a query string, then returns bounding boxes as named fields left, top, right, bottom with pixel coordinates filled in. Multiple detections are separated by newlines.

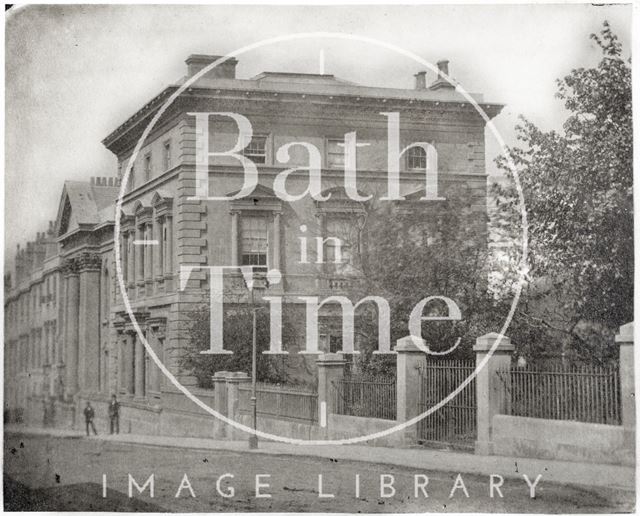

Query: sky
left=4, top=3, right=632, bottom=258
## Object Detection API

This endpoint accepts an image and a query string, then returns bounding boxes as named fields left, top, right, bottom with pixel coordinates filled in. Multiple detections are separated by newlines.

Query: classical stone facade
left=4, top=177, right=120, bottom=426
left=4, top=53, right=501, bottom=434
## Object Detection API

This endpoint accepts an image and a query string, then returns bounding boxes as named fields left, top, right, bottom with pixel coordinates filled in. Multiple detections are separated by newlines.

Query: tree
left=494, top=21, right=632, bottom=363
left=181, top=302, right=298, bottom=388
left=344, top=182, right=517, bottom=375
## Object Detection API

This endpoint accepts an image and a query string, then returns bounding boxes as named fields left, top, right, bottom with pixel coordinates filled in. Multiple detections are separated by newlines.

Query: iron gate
left=417, top=360, right=477, bottom=448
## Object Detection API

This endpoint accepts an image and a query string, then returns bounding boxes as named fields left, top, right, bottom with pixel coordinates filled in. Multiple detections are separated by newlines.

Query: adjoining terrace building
left=4, top=54, right=501, bottom=434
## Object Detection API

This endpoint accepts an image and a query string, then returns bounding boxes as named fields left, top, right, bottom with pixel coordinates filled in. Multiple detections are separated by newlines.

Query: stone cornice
left=102, top=86, right=177, bottom=153
left=103, top=84, right=503, bottom=157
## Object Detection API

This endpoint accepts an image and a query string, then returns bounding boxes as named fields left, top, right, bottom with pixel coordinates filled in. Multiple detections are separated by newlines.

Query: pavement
left=5, top=424, right=636, bottom=492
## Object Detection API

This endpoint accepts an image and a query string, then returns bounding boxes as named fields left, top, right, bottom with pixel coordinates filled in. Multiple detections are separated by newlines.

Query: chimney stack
left=186, top=54, right=238, bottom=80
left=437, top=60, right=449, bottom=78
left=414, top=71, right=427, bottom=90
left=429, top=59, right=455, bottom=91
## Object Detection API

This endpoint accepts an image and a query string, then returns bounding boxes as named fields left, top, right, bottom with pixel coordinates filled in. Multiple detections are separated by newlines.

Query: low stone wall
left=328, top=414, right=404, bottom=447
left=492, top=414, right=632, bottom=466
left=76, top=392, right=213, bottom=437
left=236, top=413, right=323, bottom=441
left=24, top=397, right=45, bottom=427
left=52, top=400, right=76, bottom=430
left=157, top=388, right=217, bottom=438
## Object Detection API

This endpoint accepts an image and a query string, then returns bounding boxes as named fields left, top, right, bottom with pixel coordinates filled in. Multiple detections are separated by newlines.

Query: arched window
left=407, top=146, right=427, bottom=170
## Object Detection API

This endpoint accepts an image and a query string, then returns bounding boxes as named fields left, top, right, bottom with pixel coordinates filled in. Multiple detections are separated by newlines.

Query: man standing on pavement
left=83, top=401, right=97, bottom=436
left=108, top=394, right=120, bottom=434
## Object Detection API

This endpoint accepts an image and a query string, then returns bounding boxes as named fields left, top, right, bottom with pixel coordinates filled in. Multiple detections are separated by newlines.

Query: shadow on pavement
left=4, top=475, right=164, bottom=512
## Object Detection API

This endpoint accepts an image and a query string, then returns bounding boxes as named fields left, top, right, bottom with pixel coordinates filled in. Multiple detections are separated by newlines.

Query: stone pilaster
left=77, top=252, right=102, bottom=394
left=165, top=215, right=174, bottom=290
left=136, top=224, right=144, bottom=294
left=116, top=331, right=126, bottom=394
left=154, top=216, right=164, bottom=290
left=134, top=331, right=146, bottom=399
left=147, top=318, right=166, bottom=398
left=62, top=258, right=80, bottom=399
left=144, top=222, right=154, bottom=289
left=125, top=331, right=135, bottom=396
left=127, top=230, right=135, bottom=292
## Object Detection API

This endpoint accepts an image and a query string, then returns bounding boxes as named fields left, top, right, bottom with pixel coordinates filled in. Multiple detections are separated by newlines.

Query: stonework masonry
left=4, top=53, right=501, bottom=435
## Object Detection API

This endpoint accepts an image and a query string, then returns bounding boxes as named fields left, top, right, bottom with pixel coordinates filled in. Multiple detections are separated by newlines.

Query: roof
left=175, top=73, right=482, bottom=103
left=56, top=180, right=120, bottom=237
left=103, top=67, right=502, bottom=150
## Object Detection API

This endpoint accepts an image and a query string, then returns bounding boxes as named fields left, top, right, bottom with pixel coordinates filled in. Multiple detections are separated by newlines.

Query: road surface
left=4, top=433, right=634, bottom=512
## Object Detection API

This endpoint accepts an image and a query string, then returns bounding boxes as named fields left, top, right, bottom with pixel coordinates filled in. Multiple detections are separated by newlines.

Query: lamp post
left=248, top=273, right=267, bottom=450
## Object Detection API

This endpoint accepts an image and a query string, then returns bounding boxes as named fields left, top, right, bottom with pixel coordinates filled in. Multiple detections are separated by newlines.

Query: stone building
left=4, top=177, right=120, bottom=425
left=4, top=53, right=501, bottom=434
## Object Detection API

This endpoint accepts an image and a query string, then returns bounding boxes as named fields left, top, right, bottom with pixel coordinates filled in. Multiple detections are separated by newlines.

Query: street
left=3, top=434, right=634, bottom=512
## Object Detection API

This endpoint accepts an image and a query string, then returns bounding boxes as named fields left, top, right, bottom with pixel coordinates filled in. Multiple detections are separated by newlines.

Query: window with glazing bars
left=327, top=139, right=345, bottom=168
left=242, top=135, right=267, bottom=164
left=406, top=146, right=427, bottom=170
left=241, top=216, right=268, bottom=270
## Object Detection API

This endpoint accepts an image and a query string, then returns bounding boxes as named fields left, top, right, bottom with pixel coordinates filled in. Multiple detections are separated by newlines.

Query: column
left=154, top=337, right=164, bottom=393
left=64, top=261, right=80, bottom=399
left=230, top=212, right=239, bottom=266
left=127, top=230, right=135, bottom=289
left=121, top=233, right=128, bottom=286
left=125, top=332, right=135, bottom=396
left=134, top=332, right=146, bottom=399
left=316, top=353, right=346, bottom=435
left=49, top=324, right=54, bottom=365
left=78, top=253, right=101, bottom=393
left=395, top=336, right=427, bottom=444
left=474, top=332, right=514, bottom=455
left=273, top=212, right=281, bottom=271
left=154, top=217, right=163, bottom=280
left=165, top=215, right=173, bottom=290
left=147, top=329, right=157, bottom=395
left=117, top=334, right=126, bottom=394
left=43, top=325, right=49, bottom=395
left=43, top=324, right=49, bottom=365
left=145, top=222, right=153, bottom=286
left=50, top=324, right=57, bottom=396
left=136, top=225, right=144, bottom=289
left=55, top=318, right=64, bottom=399
left=615, top=322, right=634, bottom=449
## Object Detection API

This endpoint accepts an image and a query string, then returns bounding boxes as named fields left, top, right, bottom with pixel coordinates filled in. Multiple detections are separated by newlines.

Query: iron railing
left=417, top=360, right=477, bottom=445
left=238, top=382, right=318, bottom=424
left=331, top=375, right=396, bottom=420
left=497, top=363, right=621, bottom=425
